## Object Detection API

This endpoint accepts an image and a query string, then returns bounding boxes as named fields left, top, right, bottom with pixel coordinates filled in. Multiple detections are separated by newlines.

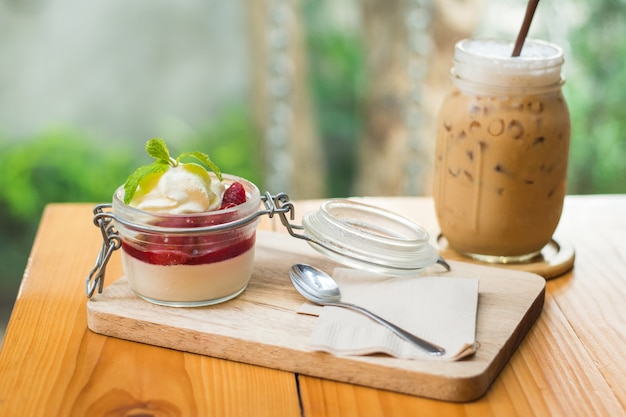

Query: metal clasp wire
left=86, top=204, right=121, bottom=298
left=262, top=192, right=313, bottom=243
left=85, top=193, right=304, bottom=298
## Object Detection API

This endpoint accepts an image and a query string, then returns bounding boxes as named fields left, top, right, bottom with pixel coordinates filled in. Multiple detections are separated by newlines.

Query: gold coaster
left=436, top=235, right=575, bottom=280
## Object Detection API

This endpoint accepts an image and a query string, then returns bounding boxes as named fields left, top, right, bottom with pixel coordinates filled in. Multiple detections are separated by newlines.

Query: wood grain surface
left=0, top=196, right=625, bottom=416
left=87, top=231, right=545, bottom=402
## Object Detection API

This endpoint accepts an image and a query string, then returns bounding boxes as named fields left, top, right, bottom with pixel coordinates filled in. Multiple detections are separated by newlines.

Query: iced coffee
left=433, top=38, right=570, bottom=262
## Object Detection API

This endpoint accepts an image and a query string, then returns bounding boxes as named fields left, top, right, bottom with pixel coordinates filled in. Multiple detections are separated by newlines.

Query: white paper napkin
left=298, top=268, right=479, bottom=361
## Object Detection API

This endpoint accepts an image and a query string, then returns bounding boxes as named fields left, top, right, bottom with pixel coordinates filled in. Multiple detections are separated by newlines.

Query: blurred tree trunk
left=247, top=0, right=326, bottom=199
left=353, top=0, right=409, bottom=196
left=354, top=0, right=481, bottom=196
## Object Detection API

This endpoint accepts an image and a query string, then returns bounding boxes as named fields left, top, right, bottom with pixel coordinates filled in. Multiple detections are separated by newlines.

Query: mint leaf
left=178, top=151, right=223, bottom=181
left=145, top=137, right=174, bottom=165
left=123, top=161, right=169, bottom=204
left=123, top=138, right=224, bottom=205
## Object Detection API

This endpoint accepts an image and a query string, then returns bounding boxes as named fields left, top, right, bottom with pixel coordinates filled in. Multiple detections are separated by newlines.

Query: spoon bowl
left=291, top=263, right=341, bottom=299
left=289, top=264, right=445, bottom=356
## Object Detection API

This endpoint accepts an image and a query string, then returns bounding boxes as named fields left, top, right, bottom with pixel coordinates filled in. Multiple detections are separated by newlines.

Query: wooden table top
left=0, top=194, right=625, bottom=416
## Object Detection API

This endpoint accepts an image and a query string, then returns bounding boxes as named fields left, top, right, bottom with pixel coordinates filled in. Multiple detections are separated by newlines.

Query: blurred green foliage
left=565, top=0, right=626, bottom=194
left=0, top=128, right=135, bottom=223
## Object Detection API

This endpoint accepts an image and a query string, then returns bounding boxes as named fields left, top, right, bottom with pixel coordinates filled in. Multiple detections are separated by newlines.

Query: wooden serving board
left=87, top=230, right=546, bottom=402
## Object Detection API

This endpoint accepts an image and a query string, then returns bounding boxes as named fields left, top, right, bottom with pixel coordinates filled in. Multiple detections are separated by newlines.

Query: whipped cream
left=129, top=165, right=225, bottom=213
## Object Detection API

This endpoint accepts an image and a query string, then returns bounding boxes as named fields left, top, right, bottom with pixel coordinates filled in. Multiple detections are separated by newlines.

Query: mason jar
left=433, top=38, right=571, bottom=263
left=112, top=174, right=260, bottom=306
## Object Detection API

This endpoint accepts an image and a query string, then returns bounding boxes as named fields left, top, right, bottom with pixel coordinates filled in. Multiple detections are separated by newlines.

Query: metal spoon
left=289, top=264, right=446, bottom=356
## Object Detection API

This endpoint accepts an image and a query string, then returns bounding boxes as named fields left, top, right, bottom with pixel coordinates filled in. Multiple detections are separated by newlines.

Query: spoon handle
left=330, top=302, right=446, bottom=356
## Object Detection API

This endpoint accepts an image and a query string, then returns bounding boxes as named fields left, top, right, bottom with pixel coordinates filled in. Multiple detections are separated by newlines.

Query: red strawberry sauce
left=122, top=234, right=255, bottom=266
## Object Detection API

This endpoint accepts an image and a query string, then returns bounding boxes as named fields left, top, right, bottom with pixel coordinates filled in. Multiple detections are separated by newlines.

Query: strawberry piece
left=220, top=182, right=247, bottom=209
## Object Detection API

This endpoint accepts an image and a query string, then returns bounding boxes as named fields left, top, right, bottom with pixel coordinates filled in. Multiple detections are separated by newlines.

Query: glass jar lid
left=302, top=199, right=441, bottom=275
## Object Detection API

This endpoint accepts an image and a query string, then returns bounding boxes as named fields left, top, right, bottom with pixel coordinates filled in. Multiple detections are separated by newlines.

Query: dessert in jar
left=433, top=38, right=570, bottom=262
left=112, top=138, right=260, bottom=306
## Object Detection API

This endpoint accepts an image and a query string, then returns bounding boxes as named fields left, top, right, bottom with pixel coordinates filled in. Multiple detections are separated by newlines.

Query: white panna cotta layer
left=122, top=247, right=255, bottom=307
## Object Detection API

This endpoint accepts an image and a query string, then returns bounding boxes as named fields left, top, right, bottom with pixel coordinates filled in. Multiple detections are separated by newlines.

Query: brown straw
left=512, top=0, right=540, bottom=57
